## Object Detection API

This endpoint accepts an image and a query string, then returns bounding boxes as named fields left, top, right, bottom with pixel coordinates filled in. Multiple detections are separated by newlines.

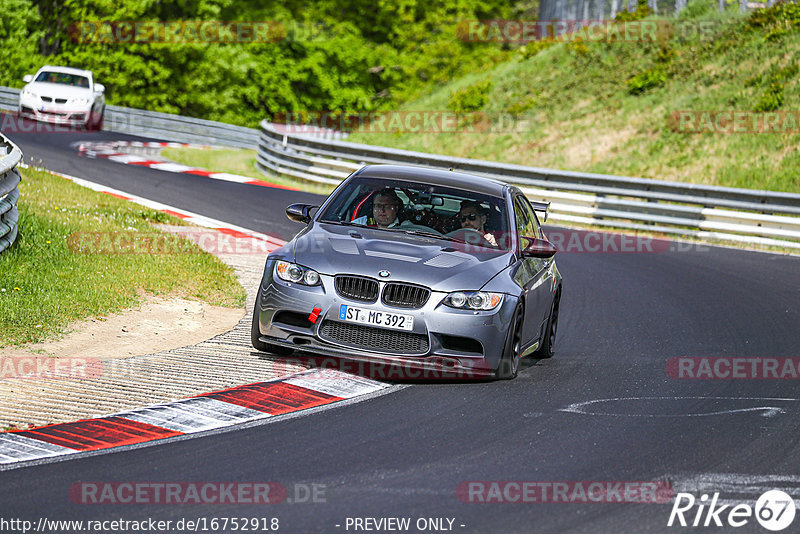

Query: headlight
left=21, top=89, right=36, bottom=98
left=443, top=291, right=503, bottom=310
left=275, top=261, right=321, bottom=286
left=70, top=98, right=91, bottom=105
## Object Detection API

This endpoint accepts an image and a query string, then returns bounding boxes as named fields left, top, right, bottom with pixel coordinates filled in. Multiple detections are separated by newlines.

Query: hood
left=292, top=222, right=513, bottom=292
left=24, top=82, right=94, bottom=100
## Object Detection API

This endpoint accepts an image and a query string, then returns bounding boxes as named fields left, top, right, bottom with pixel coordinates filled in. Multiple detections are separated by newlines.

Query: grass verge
left=0, top=167, right=246, bottom=346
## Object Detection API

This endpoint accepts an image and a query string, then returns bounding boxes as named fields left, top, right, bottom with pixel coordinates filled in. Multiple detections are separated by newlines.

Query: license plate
left=338, top=304, right=413, bottom=331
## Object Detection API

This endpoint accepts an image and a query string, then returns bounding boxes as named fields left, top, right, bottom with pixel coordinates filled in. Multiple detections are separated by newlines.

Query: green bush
left=748, top=1, right=800, bottom=29
left=615, top=0, right=651, bottom=22
left=754, top=81, right=784, bottom=111
left=566, top=39, right=590, bottom=56
left=751, top=63, right=796, bottom=111
left=656, top=45, right=676, bottom=63
left=627, top=68, right=667, bottom=95
left=519, top=38, right=556, bottom=60
left=0, top=0, right=512, bottom=127
left=506, top=97, right=537, bottom=115
left=448, top=80, right=493, bottom=112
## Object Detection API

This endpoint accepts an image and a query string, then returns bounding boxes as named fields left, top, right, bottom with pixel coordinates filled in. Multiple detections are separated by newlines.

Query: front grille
left=40, top=96, right=52, bottom=103
left=382, top=282, right=430, bottom=309
left=335, top=275, right=379, bottom=303
left=320, top=321, right=429, bottom=354
left=55, top=98, right=67, bottom=104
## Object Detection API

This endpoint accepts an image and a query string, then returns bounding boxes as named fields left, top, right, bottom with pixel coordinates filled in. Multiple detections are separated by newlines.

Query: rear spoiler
left=530, top=201, right=550, bottom=223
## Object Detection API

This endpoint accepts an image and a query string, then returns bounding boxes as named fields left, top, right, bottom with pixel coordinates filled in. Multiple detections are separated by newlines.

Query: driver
left=459, top=200, right=497, bottom=247
left=353, top=188, right=402, bottom=229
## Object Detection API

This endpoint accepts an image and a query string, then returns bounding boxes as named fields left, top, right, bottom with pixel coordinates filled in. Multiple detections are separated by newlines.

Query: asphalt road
left=2, top=119, right=800, bottom=533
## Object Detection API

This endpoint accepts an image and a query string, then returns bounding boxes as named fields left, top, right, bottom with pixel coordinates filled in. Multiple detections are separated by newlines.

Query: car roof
left=354, top=165, right=508, bottom=197
left=37, top=65, right=93, bottom=77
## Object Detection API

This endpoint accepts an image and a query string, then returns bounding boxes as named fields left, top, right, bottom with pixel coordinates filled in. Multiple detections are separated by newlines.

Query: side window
left=513, top=197, right=532, bottom=249
left=513, top=195, right=542, bottom=248
left=519, top=197, right=541, bottom=238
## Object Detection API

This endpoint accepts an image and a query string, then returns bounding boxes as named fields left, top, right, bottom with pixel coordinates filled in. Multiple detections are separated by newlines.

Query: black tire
left=86, top=108, right=103, bottom=131
left=496, top=304, right=524, bottom=380
left=94, top=109, right=104, bottom=130
left=250, top=304, right=294, bottom=355
left=534, top=289, right=560, bottom=359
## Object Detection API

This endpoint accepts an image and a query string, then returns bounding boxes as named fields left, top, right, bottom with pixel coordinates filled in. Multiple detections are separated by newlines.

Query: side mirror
left=94, top=83, right=105, bottom=93
left=22, top=75, right=33, bottom=83
left=521, top=237, right=557, bottom=258
left=286, top=203, right=318, bottom=224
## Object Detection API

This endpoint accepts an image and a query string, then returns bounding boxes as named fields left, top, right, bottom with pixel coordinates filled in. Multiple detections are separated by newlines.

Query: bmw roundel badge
left=378, top=270, right=390, bottom=278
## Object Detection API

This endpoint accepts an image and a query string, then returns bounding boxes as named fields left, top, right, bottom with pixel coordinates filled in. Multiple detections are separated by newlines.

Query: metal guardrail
left=0, top=134, right=22, bottom=254
left=0, top=86, right=258, bottom=148
left=257, top=120, right=800, bottom=249
left=103, top=105, right=258, bottom=148
left=0, top=87, right=18, bottom=113
left=1, top=85, right=344, bottom=147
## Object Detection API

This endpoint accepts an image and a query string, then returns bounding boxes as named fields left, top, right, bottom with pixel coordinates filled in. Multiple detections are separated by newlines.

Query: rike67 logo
left=668, top=490, right=796, bottom=531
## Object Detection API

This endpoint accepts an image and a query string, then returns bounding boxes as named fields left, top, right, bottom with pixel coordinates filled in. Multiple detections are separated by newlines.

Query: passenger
left=458, top=200, right=498, bottom=247
left=353, top=188, right=402, bottom=229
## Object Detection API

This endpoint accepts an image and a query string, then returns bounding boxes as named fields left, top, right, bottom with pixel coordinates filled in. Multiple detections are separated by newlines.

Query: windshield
left=317, top=175, right=511, bottom=250
left=35, top=71, right=91, bottom=88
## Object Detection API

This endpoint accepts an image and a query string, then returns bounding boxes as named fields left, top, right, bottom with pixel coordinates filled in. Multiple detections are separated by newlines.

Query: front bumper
left=255, top=260, right=518, bottom=379
left=18, top=95, right=92, bottom=126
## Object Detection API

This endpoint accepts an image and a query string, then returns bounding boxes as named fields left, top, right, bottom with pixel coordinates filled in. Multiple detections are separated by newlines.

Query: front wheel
left=87, top=108, right=104, bottom=131
left=496, top=304, right=524, bottom=380
left=94, top=109, right=104, bottom=130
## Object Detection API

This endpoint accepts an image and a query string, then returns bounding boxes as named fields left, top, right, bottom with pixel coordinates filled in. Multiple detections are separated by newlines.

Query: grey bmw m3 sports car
left=251, top=164, right=562, bottom=379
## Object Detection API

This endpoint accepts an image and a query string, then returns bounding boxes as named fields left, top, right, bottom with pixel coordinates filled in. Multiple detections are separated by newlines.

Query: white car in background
left=18, top=66, right=105, bottom=130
